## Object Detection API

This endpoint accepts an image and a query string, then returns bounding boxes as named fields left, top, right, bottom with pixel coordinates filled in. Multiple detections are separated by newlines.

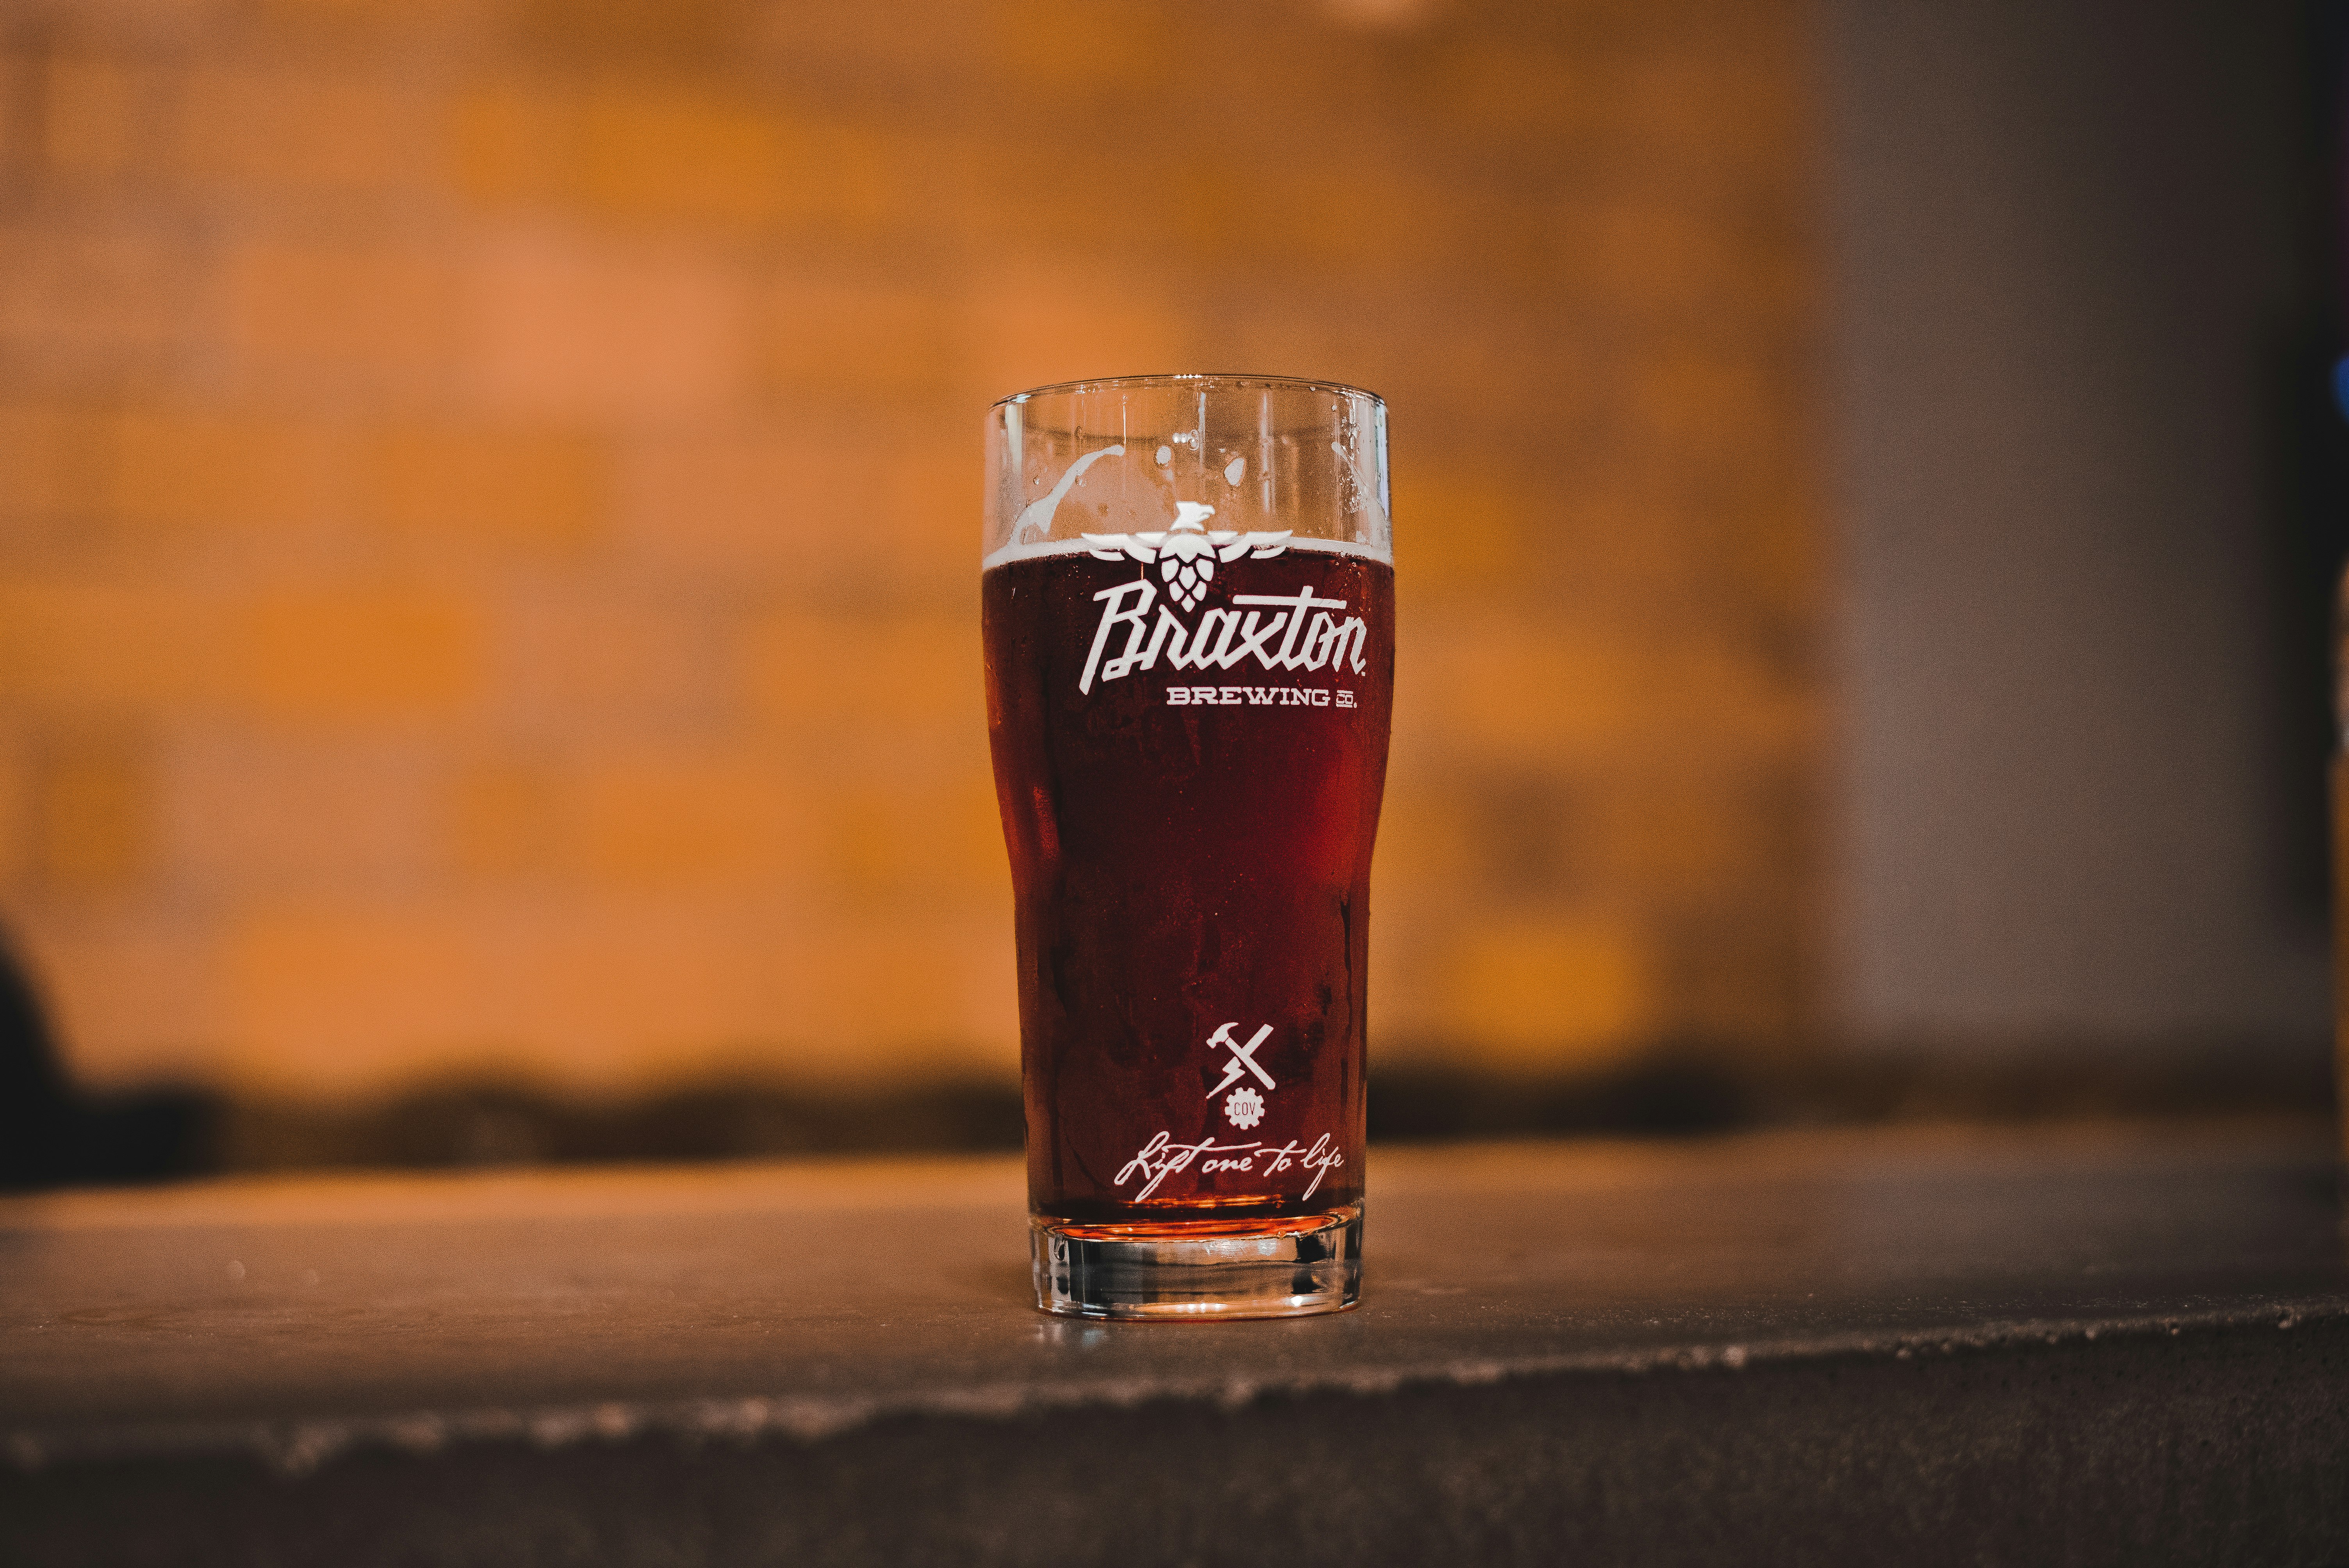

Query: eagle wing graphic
left=1216, top=530, right=1293, bottom=562
left=1088, top=524, right=1282, bottom=565
left=1082, top=533, right=1158, bottom=563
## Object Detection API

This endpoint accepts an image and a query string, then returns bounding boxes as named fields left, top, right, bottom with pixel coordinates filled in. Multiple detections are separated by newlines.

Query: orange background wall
left=0, top=0, right=1821, bottom=1101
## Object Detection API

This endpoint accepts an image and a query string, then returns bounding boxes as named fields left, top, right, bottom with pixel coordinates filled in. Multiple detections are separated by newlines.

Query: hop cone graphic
left=1224, top=1086, right=1265, bottom=1129
left=1162, top=554, right=1214, bottom=611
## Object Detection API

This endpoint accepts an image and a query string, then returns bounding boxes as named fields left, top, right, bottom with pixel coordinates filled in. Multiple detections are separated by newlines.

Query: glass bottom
left=1030, top=1204, right=1362, bottom=1320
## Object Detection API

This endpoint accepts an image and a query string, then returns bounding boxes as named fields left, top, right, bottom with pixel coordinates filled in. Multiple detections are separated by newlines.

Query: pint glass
left=982, top=375, right=1393, bottom=1319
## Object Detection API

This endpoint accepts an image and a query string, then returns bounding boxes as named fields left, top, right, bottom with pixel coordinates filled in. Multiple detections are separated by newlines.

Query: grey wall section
left=1820, top=0, right=2331, bottom=1048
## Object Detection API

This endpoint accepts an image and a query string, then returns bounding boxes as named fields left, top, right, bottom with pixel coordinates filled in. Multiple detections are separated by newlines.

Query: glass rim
left=992, top=372, right=1384, bottom=410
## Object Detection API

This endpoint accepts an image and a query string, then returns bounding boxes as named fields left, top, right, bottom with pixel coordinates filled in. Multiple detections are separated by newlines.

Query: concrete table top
left=3, top=1119, right=2344, bottom=1566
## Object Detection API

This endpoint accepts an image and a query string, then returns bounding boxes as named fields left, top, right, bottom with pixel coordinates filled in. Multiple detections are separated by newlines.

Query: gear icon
left=1224, top=1086, right=1265, bottom=1129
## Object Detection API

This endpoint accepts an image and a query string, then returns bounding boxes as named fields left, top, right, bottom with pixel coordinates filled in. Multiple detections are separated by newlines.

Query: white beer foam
left=982, top=535, right=1394, bottom=573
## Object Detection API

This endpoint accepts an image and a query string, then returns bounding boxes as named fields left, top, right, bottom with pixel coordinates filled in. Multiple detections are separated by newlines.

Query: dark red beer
left=983, top=543, right=1394, bottom=1233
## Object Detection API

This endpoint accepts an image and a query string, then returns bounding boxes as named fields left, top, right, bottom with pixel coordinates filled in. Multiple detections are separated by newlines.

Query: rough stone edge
left=5, top=1296, right=2340, bottom=1479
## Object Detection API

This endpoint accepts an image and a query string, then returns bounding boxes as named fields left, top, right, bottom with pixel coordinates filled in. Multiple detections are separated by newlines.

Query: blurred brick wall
left=0, top=0, right=1820, bottom=1100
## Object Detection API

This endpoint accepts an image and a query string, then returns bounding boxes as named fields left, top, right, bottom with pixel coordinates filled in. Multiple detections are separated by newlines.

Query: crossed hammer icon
left=1204, top=1023, right=1276, bottom=1099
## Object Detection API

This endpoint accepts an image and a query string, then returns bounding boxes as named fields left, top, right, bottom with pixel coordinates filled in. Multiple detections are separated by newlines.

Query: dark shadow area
left=1372, top=1043, right=2336, bottom=1144
left=2, top=916, right=2327, bottom=1184
left=185, top=1041, right=2335, bottom=1175
left=215, top=1078, right=1028, bottom=1172
left=0, top=935, right=211, bottom=1193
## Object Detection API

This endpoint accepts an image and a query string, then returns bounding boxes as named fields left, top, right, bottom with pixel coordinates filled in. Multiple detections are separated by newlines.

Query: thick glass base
left=1031, top=1205, right=1363, bottom=1320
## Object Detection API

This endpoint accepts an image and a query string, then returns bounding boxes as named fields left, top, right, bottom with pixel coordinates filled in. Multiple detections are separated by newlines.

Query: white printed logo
left=1114, top=1130, right=1344, bottom=1199
left=1080, top=580, right=1368, bottom=694
left=1083, top=502, right=1292, bottom=613
left=1206, top=1021, right=1275, bottom=1129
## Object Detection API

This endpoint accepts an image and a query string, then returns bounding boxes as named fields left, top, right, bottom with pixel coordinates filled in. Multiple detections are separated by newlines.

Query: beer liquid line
left=984, top=374, right=1392, bottom=1320
left=984, top=546, right=1392, bottom=1229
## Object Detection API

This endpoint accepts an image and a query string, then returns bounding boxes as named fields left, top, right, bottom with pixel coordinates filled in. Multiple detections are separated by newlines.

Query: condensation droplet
left=1224, top=456, right=1246, bottom=484
left=1155, top=445, right=1172, bottom=466
left=226, top=1260, right=246, bottom=1281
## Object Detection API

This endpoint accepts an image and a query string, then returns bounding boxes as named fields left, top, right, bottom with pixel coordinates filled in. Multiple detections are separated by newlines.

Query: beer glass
left=983, top=374, right=1393, bottom=1319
